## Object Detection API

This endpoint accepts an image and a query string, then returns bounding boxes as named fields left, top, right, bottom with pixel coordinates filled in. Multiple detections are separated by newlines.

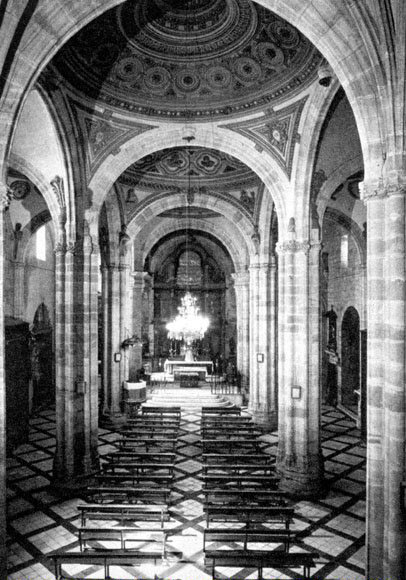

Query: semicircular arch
left=130, top=215, right=250, bottom=273
left=88, top=125, right=289, bottom=232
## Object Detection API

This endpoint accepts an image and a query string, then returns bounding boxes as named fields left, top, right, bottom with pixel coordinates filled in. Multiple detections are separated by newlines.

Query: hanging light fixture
left=166, top=143, right=210, bottom=361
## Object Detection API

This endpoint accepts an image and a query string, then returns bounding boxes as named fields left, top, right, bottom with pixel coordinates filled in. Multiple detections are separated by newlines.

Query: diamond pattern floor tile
left=6, top=400, right=366, bottom=579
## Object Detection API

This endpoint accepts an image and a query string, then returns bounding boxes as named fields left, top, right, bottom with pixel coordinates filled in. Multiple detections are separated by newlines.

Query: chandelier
left=166, top=292, right=209, bottom=344
left=165, top=143, right=210, bottom=359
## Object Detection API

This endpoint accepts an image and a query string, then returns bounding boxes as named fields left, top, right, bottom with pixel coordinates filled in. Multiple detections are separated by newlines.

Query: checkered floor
left=6, top=402, right=366, bottom=579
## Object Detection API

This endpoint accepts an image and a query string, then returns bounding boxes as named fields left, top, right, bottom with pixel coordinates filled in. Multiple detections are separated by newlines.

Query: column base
left=100, top=410, right=127, bottom=427
left=248, top=405, right=278, bottom=431
left=277, top=454, right=326, bottom=498
left=51, top=471, right=100, bottom=498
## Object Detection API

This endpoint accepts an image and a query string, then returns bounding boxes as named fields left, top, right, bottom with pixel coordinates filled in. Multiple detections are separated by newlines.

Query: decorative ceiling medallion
left=52, top=0, right=321, bottom=120
left=8, top=180, right=31, bottom=200
left=223, top=97, right=307, bottom=177
left=76, top=109, right=155, bottom=176
left=122, top=147, right=258, bottom=188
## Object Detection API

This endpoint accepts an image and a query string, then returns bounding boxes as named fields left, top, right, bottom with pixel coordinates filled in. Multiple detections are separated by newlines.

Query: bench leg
left=258, top=564, right=263, bottom=580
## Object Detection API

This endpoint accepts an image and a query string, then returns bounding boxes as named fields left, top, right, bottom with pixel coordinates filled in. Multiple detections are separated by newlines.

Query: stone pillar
left=276, top=239, right=324, bottom=496
left=127, top=271, right=145, bottom=381
left=53, top=230, right=100, bottom=483
left=13, top=261, right=25, bottom=319
left=81, top=226, right=99, bottom=472
left=232, top=270, right=250, bottom=392
left=100, top=263, right=124, bottom=423
left=0, top=185, right=10, bottom=580
left=248, top=259, right=278, bottom=429
left=101, top=264, right=111, bottom=416
left=119, top=263, right=130, bottom=385
left=364, top=186, right=406, bottom=580
left=53, top=240, right=76, bottom=481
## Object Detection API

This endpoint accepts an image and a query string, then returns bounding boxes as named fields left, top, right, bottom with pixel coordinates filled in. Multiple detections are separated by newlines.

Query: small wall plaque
left=291, top=386, right=302, bottom=400
left=114, top=352, right=121, bottom=363
left=257, top=353, right=264, bottom=363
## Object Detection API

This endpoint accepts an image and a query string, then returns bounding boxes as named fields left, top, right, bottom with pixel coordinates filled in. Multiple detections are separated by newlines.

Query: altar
left=164, top=359, right=213, bottom=381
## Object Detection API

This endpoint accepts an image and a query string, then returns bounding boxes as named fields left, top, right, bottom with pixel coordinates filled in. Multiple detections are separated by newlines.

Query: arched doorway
left=341, top=306, right=360, bottom=412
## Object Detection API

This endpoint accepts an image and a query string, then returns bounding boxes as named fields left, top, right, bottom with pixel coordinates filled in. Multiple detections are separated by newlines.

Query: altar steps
left=143, top=388, right=234, bottom=410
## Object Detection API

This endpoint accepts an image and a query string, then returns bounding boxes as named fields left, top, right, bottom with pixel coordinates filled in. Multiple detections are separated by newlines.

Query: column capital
left=361, top=178, right=406, bottom=201
left=276, top=239, right=310, bottom=255
left=231, top=270, right=250, bottom=286
left=54, top=242, right=67, bottom=255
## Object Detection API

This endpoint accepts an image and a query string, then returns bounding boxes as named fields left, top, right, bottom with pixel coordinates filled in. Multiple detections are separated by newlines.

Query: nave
left=7, top=391, right=365, bottom=580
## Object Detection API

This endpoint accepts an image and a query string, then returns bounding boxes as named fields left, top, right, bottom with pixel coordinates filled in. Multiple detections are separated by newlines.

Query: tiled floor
left=6, top=402, right=366, bottom=579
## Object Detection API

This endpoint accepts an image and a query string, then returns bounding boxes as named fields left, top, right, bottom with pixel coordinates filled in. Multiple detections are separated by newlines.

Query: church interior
left=0, top=1, right=405, bottom=579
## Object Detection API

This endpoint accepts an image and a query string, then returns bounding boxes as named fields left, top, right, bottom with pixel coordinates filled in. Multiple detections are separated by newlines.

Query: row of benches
left=199, top=406, right=319, bottom=580
left=52, top=405, right=183, bottom=579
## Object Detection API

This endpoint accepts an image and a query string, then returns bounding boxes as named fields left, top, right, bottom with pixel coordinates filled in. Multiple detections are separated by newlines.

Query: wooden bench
left=95, top=472, right=173, bottom=487
left=101, top=461, right=174, bottom=476
left=201, top=415, right=252, bottom=424
left=203, top=528, right=293, bottom=552
left=78, top=503, right=169, bottom=527
left=204, top=549, right=319, bottom=580
left=51, top=548, right=173, bottom=580
left=202, top=453, right=273, bottom=464
left=78, top=526, right=168, bottom=556
left=118, top=437, right=177, bottom=452
left=201, top=428, right=263, bottom=439
left=121, top=427, right=179, bottom=437
left=202, top=438, right=263, bottom=452
left=104, top=451, right=176, bottom=464
left=201, top=406, right=241, bottom=416
left=204, top=505, right=294, bottom=528
left=122, top=424, right=179, bottom=434
left=127, top=417, right=180, bottom=427
left=202, top=463, right=274, bottom=475
left=203, top=488, right=287, bottom=506
left=201, top=473, right=279, bottom=489
left=86, top=485, right=171, bottom=505
left=142, top=406, right=181, bottom=419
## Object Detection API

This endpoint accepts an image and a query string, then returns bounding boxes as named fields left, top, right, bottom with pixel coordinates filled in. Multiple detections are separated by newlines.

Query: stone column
left=119, top=263, right=130, bottom=385
left=232, top=270, right=250, bottom=392
left=248, top=259, right=278, bottom=429
left=364, top=186, right=406, bottom=580
left=101, top=264, right=111, bottom=416
left=53, top=240, right=76, bottom=482
left=0, top=186, right=10, bottom=580
left=127, top=271, right=145, bottom=381
left=276, top=239, right=324, bottom=496
left=100, top=263, right=124, bottom=423
left=13, top=261, right=25, bottom=319
left=81, top=226, right=99, bottom=472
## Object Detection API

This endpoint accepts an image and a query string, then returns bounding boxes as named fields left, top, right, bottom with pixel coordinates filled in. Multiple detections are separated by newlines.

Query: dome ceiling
left=52, top=0, right=322, bottom=120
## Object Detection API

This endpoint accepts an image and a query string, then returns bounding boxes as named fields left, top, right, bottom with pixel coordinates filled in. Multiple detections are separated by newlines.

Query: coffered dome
left=52, top=0, right=322, bottom=120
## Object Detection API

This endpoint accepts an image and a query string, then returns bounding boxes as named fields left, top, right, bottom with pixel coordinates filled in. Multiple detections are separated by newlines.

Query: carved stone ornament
left=361, top=179, right=406, bottom=201
left=50, top=176, right=66, bottom=210
left=276, top=240, right=310, bottom=255
left=8, top=179, right=31, bottom=200
left=54, top=241, right=67, bottom=255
